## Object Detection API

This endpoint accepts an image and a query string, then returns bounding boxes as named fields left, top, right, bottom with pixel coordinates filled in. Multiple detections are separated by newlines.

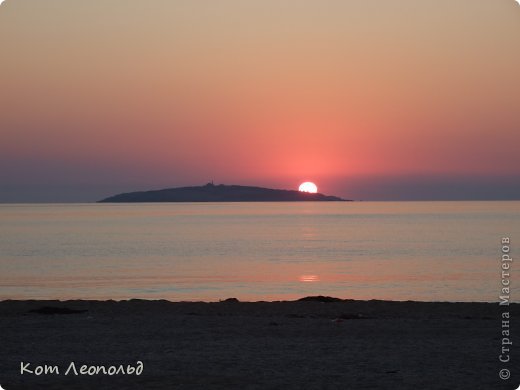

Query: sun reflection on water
left=299, top=275, right=320, bottom=282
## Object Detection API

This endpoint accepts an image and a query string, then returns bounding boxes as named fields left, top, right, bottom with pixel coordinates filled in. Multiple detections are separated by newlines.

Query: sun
left=298, top=182, right=318, bottom=193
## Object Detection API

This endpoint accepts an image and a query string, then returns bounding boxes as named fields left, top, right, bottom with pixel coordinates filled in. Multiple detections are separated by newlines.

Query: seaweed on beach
left=28, top=307, right=88, bottom=315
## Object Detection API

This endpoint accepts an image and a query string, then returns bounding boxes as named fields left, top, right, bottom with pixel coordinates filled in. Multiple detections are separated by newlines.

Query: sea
left=0, top=201, right=518, bottom=302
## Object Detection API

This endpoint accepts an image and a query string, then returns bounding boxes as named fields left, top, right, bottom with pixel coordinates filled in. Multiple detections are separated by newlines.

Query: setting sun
left=298, top=182, right=318, bottom=193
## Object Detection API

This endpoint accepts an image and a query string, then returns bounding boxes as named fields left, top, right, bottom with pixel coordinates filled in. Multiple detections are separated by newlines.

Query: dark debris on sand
left=297, top=296, right=344, bottom=302
left=28, top=307, right=88, bottom=315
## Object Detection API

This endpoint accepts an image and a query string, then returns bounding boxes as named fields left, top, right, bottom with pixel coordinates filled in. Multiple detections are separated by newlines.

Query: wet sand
left=0, top=298, right=518, bottom=389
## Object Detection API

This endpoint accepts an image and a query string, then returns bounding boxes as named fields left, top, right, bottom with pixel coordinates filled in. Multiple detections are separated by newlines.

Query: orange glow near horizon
left=0, top=1, right=519, bottom=201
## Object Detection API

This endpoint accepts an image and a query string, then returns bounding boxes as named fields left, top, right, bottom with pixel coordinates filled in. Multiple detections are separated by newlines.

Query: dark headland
left=98, top=183, right=349, bottom=202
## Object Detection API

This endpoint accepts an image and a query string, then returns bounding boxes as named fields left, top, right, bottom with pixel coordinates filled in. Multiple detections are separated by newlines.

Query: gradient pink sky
left=0, top=0, right=519, bottom=201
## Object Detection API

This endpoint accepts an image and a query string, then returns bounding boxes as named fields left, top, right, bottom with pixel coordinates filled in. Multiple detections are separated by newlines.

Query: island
left=98, top=183, right=349, bottom=202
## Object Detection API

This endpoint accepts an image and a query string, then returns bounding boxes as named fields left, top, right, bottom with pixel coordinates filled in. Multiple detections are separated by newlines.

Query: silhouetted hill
left=98, top=183, right=349, bottom=202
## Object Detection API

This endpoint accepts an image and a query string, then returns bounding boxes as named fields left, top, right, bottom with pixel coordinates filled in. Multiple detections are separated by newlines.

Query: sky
left=0, top=0, right=519, bottom=202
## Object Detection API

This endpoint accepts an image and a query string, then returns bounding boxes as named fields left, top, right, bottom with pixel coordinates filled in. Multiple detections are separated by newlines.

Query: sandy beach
left=0, top=298, right=518, bottom=389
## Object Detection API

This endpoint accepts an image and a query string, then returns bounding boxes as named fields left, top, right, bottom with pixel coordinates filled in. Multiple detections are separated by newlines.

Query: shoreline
left=1, top=294, right=515, bottom=304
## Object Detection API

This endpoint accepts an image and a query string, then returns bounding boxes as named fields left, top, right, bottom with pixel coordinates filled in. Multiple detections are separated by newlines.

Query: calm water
left=0, top=202, right=518, bottom=302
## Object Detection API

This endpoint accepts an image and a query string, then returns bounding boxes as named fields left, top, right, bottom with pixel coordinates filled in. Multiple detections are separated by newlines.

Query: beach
left=1, top=298, right=518, bottom=389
